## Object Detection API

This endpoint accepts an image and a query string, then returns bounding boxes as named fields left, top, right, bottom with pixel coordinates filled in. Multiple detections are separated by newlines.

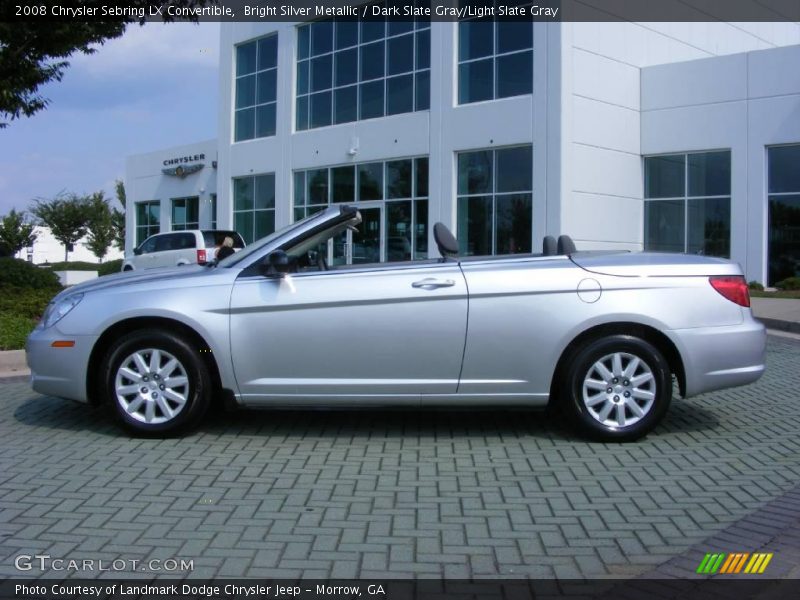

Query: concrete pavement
left=0, top=336, right=799, bottom=579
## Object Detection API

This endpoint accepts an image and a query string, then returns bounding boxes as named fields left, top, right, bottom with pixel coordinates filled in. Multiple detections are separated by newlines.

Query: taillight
left=197, top=249, right=207, bottom=264
left=709, top=275, right=750, bottom=307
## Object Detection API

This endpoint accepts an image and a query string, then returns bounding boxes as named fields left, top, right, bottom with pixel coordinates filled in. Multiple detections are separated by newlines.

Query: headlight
left=41, top=294, right=84, bottom=329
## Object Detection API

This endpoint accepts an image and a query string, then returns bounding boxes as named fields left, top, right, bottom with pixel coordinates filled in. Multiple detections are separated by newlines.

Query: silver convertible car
left=26, top=206, right=766, bottom=441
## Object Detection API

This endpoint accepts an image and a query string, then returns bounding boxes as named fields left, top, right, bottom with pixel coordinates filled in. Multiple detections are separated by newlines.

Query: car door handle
left=412, top=278, right=456, bottom=289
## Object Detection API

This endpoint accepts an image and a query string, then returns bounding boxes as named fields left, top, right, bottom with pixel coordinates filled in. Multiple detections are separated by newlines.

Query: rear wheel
left=563, top=335, right=671, bottom=442
left=102, top=330, right=211, bottom=435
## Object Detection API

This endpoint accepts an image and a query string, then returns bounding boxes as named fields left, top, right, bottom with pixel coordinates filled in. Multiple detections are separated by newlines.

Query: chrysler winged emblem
left=162, top=163, right=203, bottom=178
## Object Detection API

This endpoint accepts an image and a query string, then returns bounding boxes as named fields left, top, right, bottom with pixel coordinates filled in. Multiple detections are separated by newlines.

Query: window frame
left=292, top=156, right=430, bottom=262
left=457, top=17, right=534, bottom=105
left=232, top=172, right=277, bottom=244
left=234, top=33, right=279, bottom=143
left=135, top=200, right=160, bottom=247
left=295, top=15, right=431, bottom=132
left=456, top=145, right=534, bottom=256
left=766, top=143, right=800, bottom=286
left=643, top=150, right=732, bottom=258
left=171, top=196, right=200, bottom=231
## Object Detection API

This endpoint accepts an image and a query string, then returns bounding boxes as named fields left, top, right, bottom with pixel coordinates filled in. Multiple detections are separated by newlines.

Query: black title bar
left=2, top=0, right=800, bottom=22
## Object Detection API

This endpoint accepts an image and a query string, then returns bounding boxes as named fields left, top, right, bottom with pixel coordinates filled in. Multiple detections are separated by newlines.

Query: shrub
left=0, top=286, right=59, bottom=320
left=775, top=277, right=800, bottom=291
left=0, top=313, right=35, bottom=350
left=748, top=280, right=764, bottom=291
left=98, top=259, right=123, bottom=276
left=0, top=257, right=61, bottom=290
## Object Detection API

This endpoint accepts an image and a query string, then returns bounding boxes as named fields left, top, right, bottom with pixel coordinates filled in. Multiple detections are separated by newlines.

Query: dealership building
left=126, top=20, right=800, bottom=285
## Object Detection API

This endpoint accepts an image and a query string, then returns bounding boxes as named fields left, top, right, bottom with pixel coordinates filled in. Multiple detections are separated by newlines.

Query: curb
left=757, top=317, right=800, bottom=335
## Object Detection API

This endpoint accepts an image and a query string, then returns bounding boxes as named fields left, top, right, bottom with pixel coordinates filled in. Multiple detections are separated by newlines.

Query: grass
left=751, top=290, right=800, bottom=299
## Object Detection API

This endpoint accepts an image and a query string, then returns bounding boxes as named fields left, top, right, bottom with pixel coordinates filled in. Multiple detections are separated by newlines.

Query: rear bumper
left=670, top=313, right=766, bottom=398
left=25, top=327, right=97, bottom=403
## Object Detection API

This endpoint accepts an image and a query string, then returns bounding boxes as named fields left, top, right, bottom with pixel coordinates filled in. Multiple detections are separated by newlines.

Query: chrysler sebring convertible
left=26, top=205, right=766, bottom=441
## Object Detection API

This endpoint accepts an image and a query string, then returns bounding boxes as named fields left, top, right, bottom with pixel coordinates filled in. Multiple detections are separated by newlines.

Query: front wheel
left=563, top=335, right=672, bottom=442
left=101, top=330, right=211, bottom=435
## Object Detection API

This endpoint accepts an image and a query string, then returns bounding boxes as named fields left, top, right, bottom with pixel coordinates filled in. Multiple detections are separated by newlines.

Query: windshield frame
left=216, top=205, right=357, bottom=269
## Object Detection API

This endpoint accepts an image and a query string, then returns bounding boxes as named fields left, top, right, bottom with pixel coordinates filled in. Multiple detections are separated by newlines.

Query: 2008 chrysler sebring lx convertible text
left=26, top=205, right=766, bottom=442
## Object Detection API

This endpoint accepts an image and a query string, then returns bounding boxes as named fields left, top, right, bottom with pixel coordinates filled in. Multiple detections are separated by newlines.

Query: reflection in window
left=171, top=197, right=199, bottom=231
left=644, top=151, right=731, bottom=258
left=768, top=145, right=800, bottom=285
left=235, top=35, right=278, bottom=142
left=293, top=157, right=429, bottom=261
left=457, top=146, right=533, bottom=256
left=135, top=201, right=160, bottom=246
left=458, top=17, right=533, bottom=105
left=233, top=173, right=276, bottom=244
left=296, top=13, right=431, bottom=131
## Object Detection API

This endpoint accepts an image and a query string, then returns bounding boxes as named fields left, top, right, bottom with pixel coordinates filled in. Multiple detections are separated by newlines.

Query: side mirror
left=263, top=250, right=290, bottom=278
left=133, top=247, right=142, bottom=255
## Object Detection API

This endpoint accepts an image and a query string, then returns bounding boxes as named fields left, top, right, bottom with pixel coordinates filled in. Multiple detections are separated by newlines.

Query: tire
left=122, top=266, right=133, bottom=271
left=562, top=335, right=671, bottom=442
left=101, top=330, right=211, bottom=435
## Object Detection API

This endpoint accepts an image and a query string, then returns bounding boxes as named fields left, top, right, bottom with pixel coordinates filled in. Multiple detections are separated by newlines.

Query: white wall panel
left=573, top=96, right=640, bottom=155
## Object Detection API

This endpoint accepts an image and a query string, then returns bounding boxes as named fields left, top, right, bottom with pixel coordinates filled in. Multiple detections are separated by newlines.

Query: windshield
left=216, top=209, right=331, bottom=268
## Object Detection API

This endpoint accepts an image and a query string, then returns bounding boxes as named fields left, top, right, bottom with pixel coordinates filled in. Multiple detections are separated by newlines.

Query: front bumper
left=671, top=312, right=767, bottom=398
left=26, top=327, right=98, bottom=403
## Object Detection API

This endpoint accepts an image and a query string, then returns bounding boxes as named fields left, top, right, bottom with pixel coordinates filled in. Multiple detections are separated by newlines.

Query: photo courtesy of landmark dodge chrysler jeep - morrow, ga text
left=26, top=205, right=766, bottom=442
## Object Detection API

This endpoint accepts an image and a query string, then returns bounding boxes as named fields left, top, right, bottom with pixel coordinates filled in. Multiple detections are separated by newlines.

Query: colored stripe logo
left=696, top=552, right=773, bottom=574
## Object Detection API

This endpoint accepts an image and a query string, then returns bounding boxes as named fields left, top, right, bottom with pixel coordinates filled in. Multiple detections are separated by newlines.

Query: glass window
left=457, top=146, right=533, bottom=256
left=233, top=174, right=276, bottom=244
left=458, top=17, right=534, bottom=105
left=645, top=155, right=685, bottom=198
left=334, top=86, right=358, bottom=124
left=387, top=34, right=414, bottom=76
left=359, top=162, right=383, bottom=201
left=688, top=151, right=730, bottom=197
left=768, top=145, right=800, bottom=194
left=296, top=13, right=431, bottom=131
left=644, top=151, right=731, bottom=258
left=293, top=157, right=429, bottom=263
left=332, top=166, right=355, bottom=203
left=171, top=197, right=199, bottom=231
left=234, top=34, right=278, bottom=142
left=386, top=160, right=412, bottom=199
left=387, top=75, right=414, bottom=116
left=768, top=145, right=800, bottom=285
left=211, top=194, right=217, bottom=230
left=360, top=80, right=384, bottom=120
left=135, top=201, right=160, bottom=246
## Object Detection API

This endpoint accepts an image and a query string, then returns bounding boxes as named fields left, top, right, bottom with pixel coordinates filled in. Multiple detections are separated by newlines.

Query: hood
left=54, top=265, right=222, bottom=298
left=570, top=251, right=742, bottom=278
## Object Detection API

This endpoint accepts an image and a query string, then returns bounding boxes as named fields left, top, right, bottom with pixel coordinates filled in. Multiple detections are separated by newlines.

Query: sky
left=0, top=21, right=221, bottom=215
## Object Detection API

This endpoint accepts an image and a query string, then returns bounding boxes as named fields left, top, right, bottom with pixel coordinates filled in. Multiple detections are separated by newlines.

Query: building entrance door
left=332, top=205, right=383, bottom=265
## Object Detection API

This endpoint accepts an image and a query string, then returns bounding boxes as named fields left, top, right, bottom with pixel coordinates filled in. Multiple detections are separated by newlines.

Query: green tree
left=31, top=193, right=90, bottom=262
left=86, top=192, right=116, bottom=261
left=0, top=209, right=37, bottom=257
left=0, top=1, right=216, bottom=128
left=111, top=179, right=127, bottom=251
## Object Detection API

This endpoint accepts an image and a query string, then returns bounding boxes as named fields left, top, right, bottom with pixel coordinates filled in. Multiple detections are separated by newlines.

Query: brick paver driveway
left=1, top=335, right=798, bottom=579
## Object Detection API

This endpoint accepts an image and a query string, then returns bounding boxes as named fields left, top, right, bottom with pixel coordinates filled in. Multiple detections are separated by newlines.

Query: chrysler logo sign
left=162, top=164, right=203, bottom=178
left=162, top=153, right=205, bottom=178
